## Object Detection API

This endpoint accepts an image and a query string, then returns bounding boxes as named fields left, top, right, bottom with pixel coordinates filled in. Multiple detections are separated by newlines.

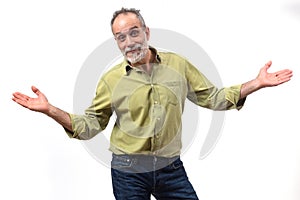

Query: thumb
left=31, top=85, right=42, bottom=96
left=264, top=60, right=272, bottom=71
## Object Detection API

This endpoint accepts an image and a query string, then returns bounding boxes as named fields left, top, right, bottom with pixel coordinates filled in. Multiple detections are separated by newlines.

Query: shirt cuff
left=226, top=84, right=247, bottom=110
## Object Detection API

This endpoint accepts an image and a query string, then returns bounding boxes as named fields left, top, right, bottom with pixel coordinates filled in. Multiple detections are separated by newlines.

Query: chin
left=127, top=55, right=143, bottom=64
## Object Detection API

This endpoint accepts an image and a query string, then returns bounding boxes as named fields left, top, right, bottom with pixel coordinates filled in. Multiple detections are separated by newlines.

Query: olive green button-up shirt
left=66, top=47, right=246, bottom=157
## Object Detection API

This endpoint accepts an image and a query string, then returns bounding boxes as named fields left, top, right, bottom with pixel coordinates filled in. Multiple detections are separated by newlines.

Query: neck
left=132, top=49, right=155, bottom=74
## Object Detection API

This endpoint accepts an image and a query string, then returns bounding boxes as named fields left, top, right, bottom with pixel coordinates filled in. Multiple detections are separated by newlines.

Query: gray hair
left=110, top=8, right=146, bottom=30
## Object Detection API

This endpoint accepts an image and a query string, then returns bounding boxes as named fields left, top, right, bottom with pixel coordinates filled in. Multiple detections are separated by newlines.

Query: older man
left=12, top=8, right=293, bottom=200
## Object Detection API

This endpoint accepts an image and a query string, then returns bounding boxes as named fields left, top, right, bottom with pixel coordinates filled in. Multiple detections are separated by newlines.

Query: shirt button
left=154, top=101, right=158, bottom=104
left=157, top=118, right=161, bottom=121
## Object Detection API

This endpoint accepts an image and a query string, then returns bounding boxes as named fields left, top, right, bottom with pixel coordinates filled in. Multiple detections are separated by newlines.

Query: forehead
left=112, top=12, right=142, bottom=34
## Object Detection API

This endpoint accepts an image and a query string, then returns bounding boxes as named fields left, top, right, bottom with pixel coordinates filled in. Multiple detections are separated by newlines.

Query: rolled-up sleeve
left=224, top=84, right=246, bottom=110
left=64, top=79, right=113, bottom=140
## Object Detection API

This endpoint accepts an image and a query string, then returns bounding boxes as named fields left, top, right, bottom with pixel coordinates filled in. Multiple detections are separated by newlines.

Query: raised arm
left=240, top=61, right=293, bottom=99
left=12, top=86, right=73, bottom=132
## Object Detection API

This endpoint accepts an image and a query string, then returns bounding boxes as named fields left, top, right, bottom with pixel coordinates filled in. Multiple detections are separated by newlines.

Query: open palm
left=12, top=86, right=49, bottom=113
left=257, top=61, right=293, bottom=88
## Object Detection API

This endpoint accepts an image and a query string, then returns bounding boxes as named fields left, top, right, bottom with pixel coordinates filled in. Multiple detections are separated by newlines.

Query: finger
left=276, top=73, right=293, bottom=84
left=264, top=60, right=272, bottom=70
left=280, top=73, right=293, bottom=81
left=274, top=69, right=293, bottom=75
left=275, top=70, right=293, bottom=78
left=12, top=92, right=31, bottom=101
left=277, top=76, right=292, bottom=84
left=31, top=85, right=41, bottom=95
left=12, top=97, right=29, bottom=108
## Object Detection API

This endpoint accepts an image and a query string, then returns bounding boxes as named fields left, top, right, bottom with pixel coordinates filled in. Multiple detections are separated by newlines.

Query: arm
left=12, top=86, right=73, bottom=132
left=240, top=61, right=293, bottom=99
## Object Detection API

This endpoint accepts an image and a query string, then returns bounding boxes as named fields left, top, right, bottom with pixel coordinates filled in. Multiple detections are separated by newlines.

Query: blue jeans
left=111, top=154, right=199, bottom=200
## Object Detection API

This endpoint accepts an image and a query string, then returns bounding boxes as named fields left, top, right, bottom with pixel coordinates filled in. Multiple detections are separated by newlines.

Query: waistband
left=111, top=154, right=180, bottom=173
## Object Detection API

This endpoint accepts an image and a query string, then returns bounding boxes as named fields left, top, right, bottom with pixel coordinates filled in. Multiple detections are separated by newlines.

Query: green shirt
left=66, top=47, right=246, bottom=157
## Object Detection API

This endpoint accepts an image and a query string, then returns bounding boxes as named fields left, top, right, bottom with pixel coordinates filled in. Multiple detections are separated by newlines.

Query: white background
left=1, top=0, right=300, bottom=199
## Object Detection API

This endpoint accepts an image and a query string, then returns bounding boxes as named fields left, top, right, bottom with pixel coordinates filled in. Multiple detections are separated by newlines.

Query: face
left=112, top=13, right=150, bottom=64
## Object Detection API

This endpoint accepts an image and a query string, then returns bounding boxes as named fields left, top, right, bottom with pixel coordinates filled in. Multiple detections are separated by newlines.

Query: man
left=12, top=8, right=293, bottom=200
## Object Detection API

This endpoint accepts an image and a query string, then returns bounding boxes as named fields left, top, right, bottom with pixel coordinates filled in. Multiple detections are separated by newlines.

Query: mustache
left=124, top=44, right=145, bottom=54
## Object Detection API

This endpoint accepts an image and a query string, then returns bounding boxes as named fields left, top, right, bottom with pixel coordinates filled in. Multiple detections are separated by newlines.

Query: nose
left=124, top=35, right=135, bottom=47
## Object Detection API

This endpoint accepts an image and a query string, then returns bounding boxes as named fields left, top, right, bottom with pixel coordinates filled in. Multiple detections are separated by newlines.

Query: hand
left=12, top=86, right=50, bottom=113
left=240, top=61, right=293, bottom=99
left=256, top=61, right=293, bottom=88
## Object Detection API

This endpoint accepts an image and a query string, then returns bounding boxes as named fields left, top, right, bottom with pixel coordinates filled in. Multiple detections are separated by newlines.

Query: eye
left=116, top=34, right=126, bottom=42
left=129, top=29, right=140, bottom=37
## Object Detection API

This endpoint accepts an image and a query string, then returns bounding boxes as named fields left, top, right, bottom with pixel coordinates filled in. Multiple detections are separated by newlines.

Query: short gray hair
left=110, top=8, right=146, bottom=30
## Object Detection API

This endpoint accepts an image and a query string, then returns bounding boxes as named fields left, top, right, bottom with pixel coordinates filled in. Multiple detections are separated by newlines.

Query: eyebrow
left=114, top=26, right=139, bottom=35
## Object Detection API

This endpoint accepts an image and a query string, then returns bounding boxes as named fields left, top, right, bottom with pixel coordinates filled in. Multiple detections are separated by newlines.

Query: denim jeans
left=111, top=154, right=199, bottom=200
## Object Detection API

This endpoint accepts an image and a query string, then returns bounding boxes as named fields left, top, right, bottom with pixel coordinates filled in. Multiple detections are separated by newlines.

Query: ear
left=145, top=27, right=150, bottom=41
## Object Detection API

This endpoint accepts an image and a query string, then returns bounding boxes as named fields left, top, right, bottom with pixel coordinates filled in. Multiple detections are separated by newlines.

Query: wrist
left=44, top=103, right=54, bottom=116
left=240, top=78, right=262, bottom=99
left=252, top=78, right=263, bottom=90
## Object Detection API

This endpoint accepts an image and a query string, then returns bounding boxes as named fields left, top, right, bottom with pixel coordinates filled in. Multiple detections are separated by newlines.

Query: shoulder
left=102, top=62, right=126, bottom=80
left=158, top=50, right=188, bottom=62
left=157, top=50, right=193, bottom=73
left=94, top=61, right=127, bottom=92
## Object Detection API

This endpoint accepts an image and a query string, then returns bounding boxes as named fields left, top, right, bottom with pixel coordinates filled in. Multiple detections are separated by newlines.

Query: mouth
left=126, top=48, right=140, bottom=55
